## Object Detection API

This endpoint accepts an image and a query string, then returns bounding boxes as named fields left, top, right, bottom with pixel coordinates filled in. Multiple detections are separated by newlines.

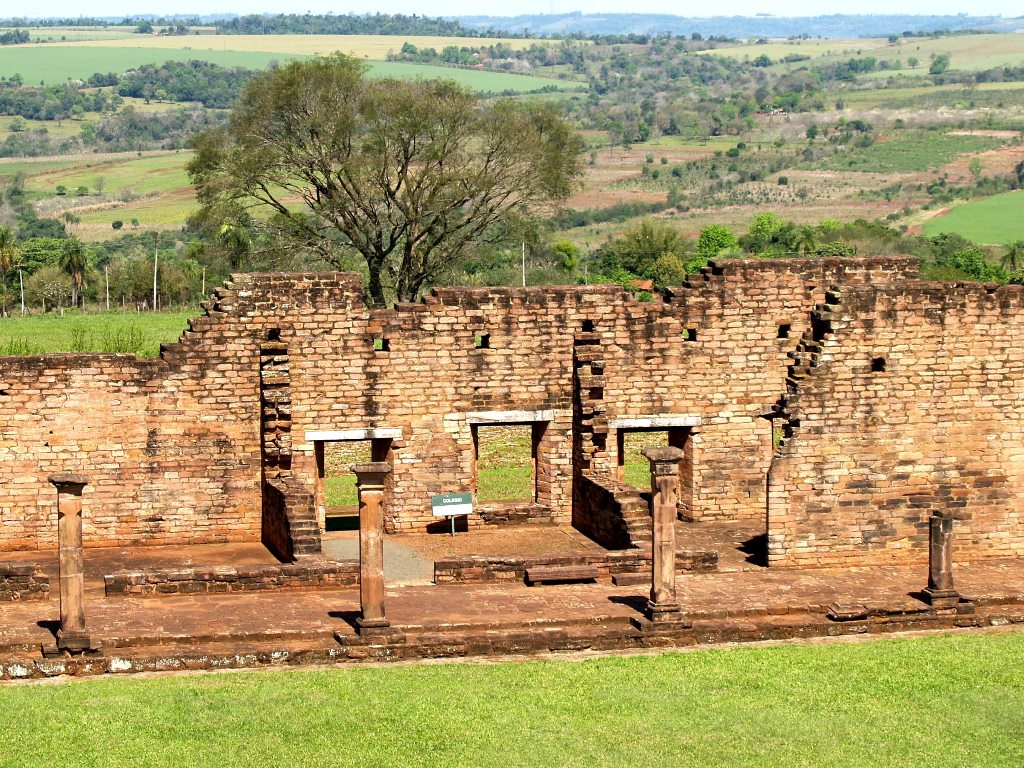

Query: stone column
left=48, top=473, right=92, bottom=652
left=922, top=512, right=960, bottom=609
left=351, top=462, right=391, bottom=635
left=642, top=447, right=683, bottom=622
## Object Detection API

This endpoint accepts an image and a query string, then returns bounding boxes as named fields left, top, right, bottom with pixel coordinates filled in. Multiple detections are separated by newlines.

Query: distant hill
left=455, top=13, right=1024, bottom=38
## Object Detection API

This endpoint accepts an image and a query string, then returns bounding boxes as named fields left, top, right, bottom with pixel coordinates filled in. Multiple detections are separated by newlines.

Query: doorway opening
left=472, top=424, right=539, bottom=503
left=616, top=426, right=693, bottom=518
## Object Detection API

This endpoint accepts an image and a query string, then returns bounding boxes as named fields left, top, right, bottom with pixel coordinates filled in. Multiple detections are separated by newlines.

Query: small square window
left=582, top=319, right=596, bottom=332
left=871, top=357, right=886, bottom=372
left=373, top=338, right=390, bottom=352
left=683, top=328, right=698, bottom=342
left=777, top=323, right=791, bottom=339
left=475, top=333, right=490, bottom=349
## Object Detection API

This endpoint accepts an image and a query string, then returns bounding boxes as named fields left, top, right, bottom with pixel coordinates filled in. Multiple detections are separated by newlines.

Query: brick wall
left=769, top=282, right=1024, bottom=567
left=0, top=257, right=924, bottom=552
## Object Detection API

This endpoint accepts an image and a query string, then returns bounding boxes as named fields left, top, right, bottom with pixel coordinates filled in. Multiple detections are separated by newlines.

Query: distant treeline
left=0, top=29, right=29, bottom=45
left=456, top=12, right=1022, bottom=38
left=88, top=61, right=257, bottom=109
left=212, top=13, right=517, bottom=38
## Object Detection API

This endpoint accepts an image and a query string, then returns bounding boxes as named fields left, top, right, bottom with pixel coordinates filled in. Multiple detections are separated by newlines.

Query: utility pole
left=201, top=266, right=206, bottom=298
left=19, top=268, right=24, bottom=315
left=521, top=241, right=526, bottom=287
left=152, top=251, right=158, bottom=311
left=104, top=265, right=109, bottom=312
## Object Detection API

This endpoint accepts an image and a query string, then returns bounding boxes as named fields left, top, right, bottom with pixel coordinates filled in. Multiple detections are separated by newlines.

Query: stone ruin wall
left=13, top=254, right=1015, bottom=568
left=768, top=282, right=1024, bottom=567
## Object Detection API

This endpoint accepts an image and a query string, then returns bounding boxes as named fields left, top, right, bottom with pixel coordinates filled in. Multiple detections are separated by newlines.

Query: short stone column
left=351, top=462, right=391, bottom=636
left=922, top=512, right=960, bottom=609
left=642, top=447, right=684, bottom=623
left=48, top=473, right=92, bottom=652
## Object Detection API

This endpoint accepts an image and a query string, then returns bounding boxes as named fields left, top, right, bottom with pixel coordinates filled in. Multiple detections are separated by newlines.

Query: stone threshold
left=3, top=602, right=1023, bottom=681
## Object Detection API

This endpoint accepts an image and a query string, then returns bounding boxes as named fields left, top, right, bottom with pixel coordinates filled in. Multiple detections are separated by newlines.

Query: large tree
left=188, top=54, right=583, bottom=306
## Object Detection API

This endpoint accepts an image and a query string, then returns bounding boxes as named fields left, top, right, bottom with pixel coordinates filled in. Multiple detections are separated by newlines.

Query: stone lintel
left=48, top=473, right=89, bottom=490
left=305, top=428, right=403, bottom=442
left=465, top=409, right=554, bottom=425
left=609, top=415, right=701, bottom=430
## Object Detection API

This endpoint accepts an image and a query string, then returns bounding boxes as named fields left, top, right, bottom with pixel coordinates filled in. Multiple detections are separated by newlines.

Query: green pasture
left=27, top=151, right=192, bottom=198
left=841, top=80, right=1024, bottom=108
left=816, top=130, right=1005, bottom=173
left=923, top=191, right=1024, bottom=244
left=0, top=310, right=194, bottom=358
left=0, top=45, right=579, bottom=94
left=1, top=632, right=1023, bottom=767
left=0, top=47, right=293, bottom=85
left=699, top=34, right=1024, bottom=72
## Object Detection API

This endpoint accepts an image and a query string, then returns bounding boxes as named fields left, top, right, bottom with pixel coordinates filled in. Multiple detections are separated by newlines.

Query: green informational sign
left=431, top=492, right=473, bottom=517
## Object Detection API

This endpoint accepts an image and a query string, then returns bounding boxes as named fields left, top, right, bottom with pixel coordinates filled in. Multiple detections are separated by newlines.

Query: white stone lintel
left=304, top=428, right=403, bottom=442
left=609, top=415, right=702, bottom=430
left=465, top=409, right=555, bottom=425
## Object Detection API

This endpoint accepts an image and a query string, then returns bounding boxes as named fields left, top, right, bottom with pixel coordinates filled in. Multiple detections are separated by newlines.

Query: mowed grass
left=0, top=310, right=194, bottom=358
left=2, top=632, right=1023, bottom=767
left=818, top=130, right=1005, bottom=173
left=924, top=190, right=1024, bottom=244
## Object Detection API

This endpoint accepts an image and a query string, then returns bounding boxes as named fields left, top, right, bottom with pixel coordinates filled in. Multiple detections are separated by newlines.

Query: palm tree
left=0, top=226, right=17, bottom=317
left=1001, top=240, right=1024, bottom=274
left=59, top=237, right=90, bottom=308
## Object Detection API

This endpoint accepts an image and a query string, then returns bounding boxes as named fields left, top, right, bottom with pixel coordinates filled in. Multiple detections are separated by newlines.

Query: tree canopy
left=188, top=54, right=584, bottom=306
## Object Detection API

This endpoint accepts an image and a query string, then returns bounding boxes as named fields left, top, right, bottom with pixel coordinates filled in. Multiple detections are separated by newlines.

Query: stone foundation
left=433, top=549, right=718, bottom=584
left=104, top=559, right=358, bottom=597
left=0, top=564, right=49, bottom=602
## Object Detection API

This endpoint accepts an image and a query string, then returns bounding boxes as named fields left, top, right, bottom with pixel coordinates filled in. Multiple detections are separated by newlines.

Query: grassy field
left=53, top=33, right=543, bottom=58
left=27, top=151, right=192, bottom=198
left=0, top=36, right=579, bottom=93
left=923, top=190, right=1024, bottom=243
left=0, top=310, right=194, bottom=358
left=700, top=34, right=1024, bottom=72
left=1, top=632, right=1022, bottom=767
left=817, top=131, right=1005, bottom=173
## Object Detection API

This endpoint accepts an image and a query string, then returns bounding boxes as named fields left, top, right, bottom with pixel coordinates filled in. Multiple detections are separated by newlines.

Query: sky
left=10, top=1, right=1024, bottom=20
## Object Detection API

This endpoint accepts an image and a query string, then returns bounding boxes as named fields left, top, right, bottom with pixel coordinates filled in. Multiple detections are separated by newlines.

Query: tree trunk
left=365, top=256, right=387, bottom=308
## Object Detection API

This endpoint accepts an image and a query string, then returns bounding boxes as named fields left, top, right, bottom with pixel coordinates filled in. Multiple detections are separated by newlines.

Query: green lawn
left=817, top=130, right=1005, bottom=173
left=0, top=310, right=194, bottom=358
left=924, top=191, right=1024, bottom=244
left=1, top=633, right=1022, bottom=766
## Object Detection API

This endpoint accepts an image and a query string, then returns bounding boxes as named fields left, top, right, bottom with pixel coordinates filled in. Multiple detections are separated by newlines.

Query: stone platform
left=1, top=552, right=1023, bottom=679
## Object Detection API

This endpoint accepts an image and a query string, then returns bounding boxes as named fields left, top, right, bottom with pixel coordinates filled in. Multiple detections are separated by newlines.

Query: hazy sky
left=13, top=2, right=1024, bottom=19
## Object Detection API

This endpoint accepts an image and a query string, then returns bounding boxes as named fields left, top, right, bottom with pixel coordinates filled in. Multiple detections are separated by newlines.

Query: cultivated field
left=923, top=190, right=1024, bottom=243
left=701, top=34, right=1024, bottom=72
left=0, top=633, right=1021, bottom=767
left=0, top=33, right=579, bottom=93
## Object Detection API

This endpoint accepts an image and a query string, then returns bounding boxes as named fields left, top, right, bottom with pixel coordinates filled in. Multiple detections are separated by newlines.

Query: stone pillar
left=922, top=512, right=960, bottom=609
left=642, top=447, right=683, bottom=622
left=48, top=473, right=92, bottom=652
left=352, top=462, right=391, bottom=635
